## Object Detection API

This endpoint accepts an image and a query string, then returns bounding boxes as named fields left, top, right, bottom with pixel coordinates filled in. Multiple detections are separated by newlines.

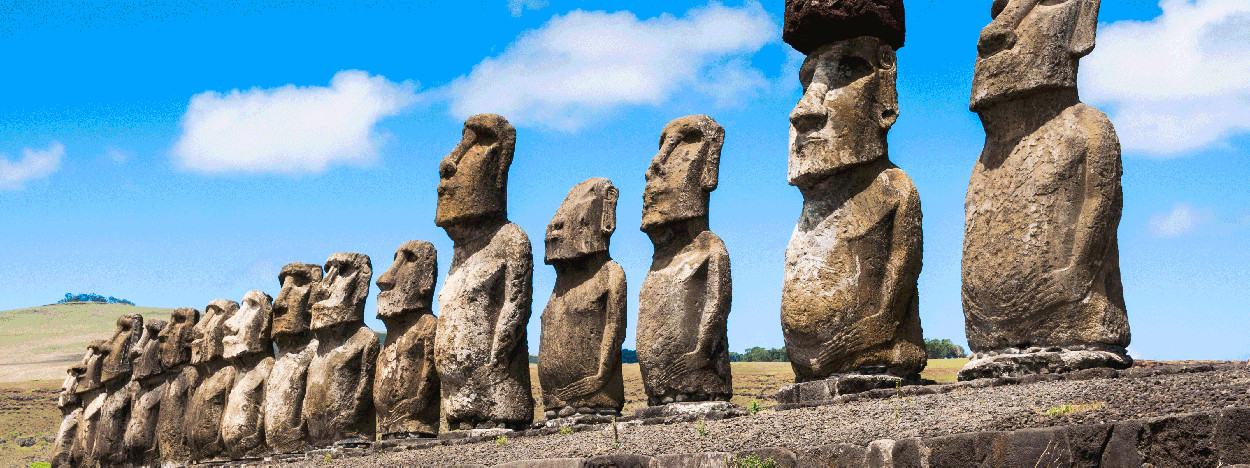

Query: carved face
left=190, top=299, right=238, bottom=365
left=789, top=36, right=898, bottom=188
left=223, top=291, right=273, bottom=359
left=273, top=263, right=323, bottom=337
left=74, top=340, right=105, bottom=393
left=970, top=0, right=1100, bottom=111
left=641, top=115, right=723, bottom=232
left=547, top=178, right=618, bottom=263
left=131, top=319, right=166, bottom=381
left=310, top=252, right=372, bottom=329
left=158, top=308, right=199, bottom=369
left=100, top=314, right=143, bottom=384
left=435, top=114, right=517, bottom=227
left=376, top=241, right=437, bottom=319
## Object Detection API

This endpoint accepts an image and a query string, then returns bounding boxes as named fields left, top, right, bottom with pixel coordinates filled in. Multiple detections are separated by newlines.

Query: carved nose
left=978, top=25, right=1018, bottom=58
left=789, top=95, right=827, bottom=135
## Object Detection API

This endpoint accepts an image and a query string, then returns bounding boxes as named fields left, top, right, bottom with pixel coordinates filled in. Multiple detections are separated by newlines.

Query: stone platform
left=633, top=401, right=748, bottom=421
left=774, top=373, right=934, bottom=406
left=958, top=346, right=1132, bottom=381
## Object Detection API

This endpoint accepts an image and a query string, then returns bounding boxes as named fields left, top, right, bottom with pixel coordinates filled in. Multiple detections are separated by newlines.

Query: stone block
left=1217, top=408, right=1250, bottom=465
left=584, top=453, right=652, bottom=468
left=493, top=459, right=584, bottom=468
left=1141, top=412, right=1216, bottom=466
left=798, top=443, right=867, bottom=467
left=650, top=452, right=731, bottom=468
left=732, top=447, right=798, bottom=468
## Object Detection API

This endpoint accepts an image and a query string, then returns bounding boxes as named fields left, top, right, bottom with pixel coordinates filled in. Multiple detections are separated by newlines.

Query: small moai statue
left=264, top=262, right=323, bottom=453
left=51, top=347, right=91, bottom=467
left=122, top=318, right=167, bottom=466
left=433, top=114, right=535, bottom=431
left=93, top=313, right=144, bottom=466
left=779, top=0, right=926, bottom=384
left=374, top=241, right=441, bottom=438
left=185, top=299, right=240, bottom=462
left=303, top=252, right=381, bottom=446
left=538, top=178, right=627, bottom=418
left=960, top=0, right=1130, bottom=380
left=155, top=308, right=200, bottom=464
left=70, top=340, right=106, bottom=467
left=637, top=115, right=733, bottom=406
left=221, top=290, right=275, bottom=458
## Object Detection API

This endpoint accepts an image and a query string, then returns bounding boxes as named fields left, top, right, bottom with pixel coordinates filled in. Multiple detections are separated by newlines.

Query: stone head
left=273, top=263, right=323, bottom=338
left=435, top=114, right=517, bottom=227
left=970, top=0, right=1100, bottom=111
left=310, top=252, right=372, bottom=329
left=60, top=352, right=88, bottom=408
left=547, top=178, right=618, bottom=263
left=788, top=36, right=898, bottom=188
left=223, top=290, right=273, bottom=359
left=158, top=308, right=199, bottom=369
left=74, top=340, right=106, bottom=394
left=131, top=319, right=166, bottom=381
left=100, top=313, right=143, bottom=384
left=376, top=241, right=437, bottom=320
left=190, top=299, right=239, bottom=365
left=641, top=115, right=723, bottom=232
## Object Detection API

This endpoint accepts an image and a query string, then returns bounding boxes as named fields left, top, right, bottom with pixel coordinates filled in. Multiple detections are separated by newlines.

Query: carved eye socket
left=990, top=0, right=1009, bottom=19
left=1038, top=0, right=1070, bottom=5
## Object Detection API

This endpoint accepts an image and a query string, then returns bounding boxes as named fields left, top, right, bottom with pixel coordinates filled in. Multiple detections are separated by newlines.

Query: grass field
left=0, top=303, right=173, bottom=382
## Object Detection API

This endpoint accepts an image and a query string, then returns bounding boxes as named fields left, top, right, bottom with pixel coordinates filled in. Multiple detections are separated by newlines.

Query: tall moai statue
left=221, top=290, right=275, bottom=458
left=304, top=252, right=380, bottom=446
left=265, top=262, right=323, bottom=453
left=70, top=340, right=106, bottom=467
left=434, top=114, right=535, bottom=430
left=122, top=318, right=167, bottom=466
left=538, top=178, right=627, bottom=418
left=185, top=299, right=240, bottom=462
left=374, top=241, right=441, bottom=438
left=155, top=308, right=199, bottom=463
left=779, top=0, right=926, bottom=384
left=93, top=313, right=144, bottom=466
left=960, top=0, right=1129, bottom=380
left=637, top=115, right=733, bottom=406
left=51, top=346, right=92, bottom=467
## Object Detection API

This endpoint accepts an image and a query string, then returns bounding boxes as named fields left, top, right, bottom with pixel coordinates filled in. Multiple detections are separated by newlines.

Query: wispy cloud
left=172, top=70, right=419, bottom=175
left=103, top=146, right=133, bottom=165
left=508, top=0, right=548, bottom=17
left=0, top=142, right=63, bottom=191
left=1082, top=0, right=1250, bottom=156
left=442, top=1, right=777, bottom=131
left=1150, top=203, right=1212, bottom=238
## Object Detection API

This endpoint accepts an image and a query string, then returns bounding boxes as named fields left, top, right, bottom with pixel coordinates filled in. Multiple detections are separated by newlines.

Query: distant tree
left=621, top=349, right=638, bottom=364
left=57, top=293, right=135, bottom=305
left=925, top=338, right=967, bottom=359
left=737, top=347, right=789, bottom=362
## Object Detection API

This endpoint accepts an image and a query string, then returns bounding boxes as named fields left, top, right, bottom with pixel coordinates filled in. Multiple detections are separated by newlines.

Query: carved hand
left=1035, top=266, right=1091, bottom=312
left=557, top=375, right=605, bottom=401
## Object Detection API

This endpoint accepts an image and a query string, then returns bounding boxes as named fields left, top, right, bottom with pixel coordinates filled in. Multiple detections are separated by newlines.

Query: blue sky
left=2, top=0, right=1247, bottom=361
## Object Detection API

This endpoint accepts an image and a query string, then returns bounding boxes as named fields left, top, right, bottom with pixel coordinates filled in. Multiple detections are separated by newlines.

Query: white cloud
left=0, top=142, right=63, bottom=191
left=1082, top=0, right=1250, bottom=156
left=508, top=0, right=548, bottom=17
left=1150, top=203, right=1212, bottom=238
left=443, top=1, right=777, bottom=131
left=103, top=147, right=133, bottom=165
left=172, top=70, right=419, bottom=175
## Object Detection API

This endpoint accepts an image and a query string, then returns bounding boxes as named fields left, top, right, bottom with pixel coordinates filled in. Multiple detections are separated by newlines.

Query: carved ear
left=600, top=184, right=618, bottom=236
left=876, top=47, right=900, bottom=130
left=700, top=123, right=724, bottom=192
left=1071, top=0, right=1100, bottom=57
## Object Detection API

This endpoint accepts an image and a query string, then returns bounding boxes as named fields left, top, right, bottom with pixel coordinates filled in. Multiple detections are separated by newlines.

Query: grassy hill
left=0, top=303, right=173, bottom=383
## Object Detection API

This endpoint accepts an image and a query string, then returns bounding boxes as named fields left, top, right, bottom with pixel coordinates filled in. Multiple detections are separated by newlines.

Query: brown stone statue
left=93, top=313, right=144, bottom=466
left=374, top=241, right=441, bottom=438
left=960, top=0, right=1130, bottom=380
left=304, top=252, right=380, bottom=446
left=780, top=1, right=925, bottom=383
left=122, top=318, right=167, bottom=465
left=70, top=340, right=106, bottom=467
left=221, top=290, right=275, bottom=458
left=538, top=178, right=627, bottom=417
left=637, top=115, right=733, bottom=405
left=52, top=345, right=93, bottom=467
left=155, top=307, right=200, bottom=463
left=185, top=299, right=240, bottom=462
left=265, top=262, right=322, bottom=453
left=434, top=114, right=535, bottom=430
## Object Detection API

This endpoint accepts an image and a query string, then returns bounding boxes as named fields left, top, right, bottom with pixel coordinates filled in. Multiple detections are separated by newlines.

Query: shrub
left=924, top=338, right=967, bottom=359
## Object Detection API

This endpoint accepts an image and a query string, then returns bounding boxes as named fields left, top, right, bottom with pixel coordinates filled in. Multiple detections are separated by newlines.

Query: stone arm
left=558, top=264, right=627, bottom=399
left=670, top=243, right=731, bottom=378
left=353, top=330, right=381, bottom=424
left=490, top=239, right=534, bottom=367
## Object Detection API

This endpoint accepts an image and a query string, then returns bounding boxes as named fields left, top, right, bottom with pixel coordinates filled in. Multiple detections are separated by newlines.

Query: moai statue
left=185, top=299, right=240, bottom=462
left=221, top=290, right=275, bottom=458
left=304, top=252, right=380, bottom=446
left=779, top=0, right=926, bottom=385
left=155, top=308, right=200, bottom=463
left=122, top=318, right=167, bottom=466
left=93, top=313, right=144, bottom=466
left=70, top=340, right=106, bottom=467
left=374, top=241, right=440, bottom=438
left=538, top=178, right=627, bottom=418
left=960, top=0, right=1129, bottom=380
left=51, top=347, right=91, bottom=467
left=434, top=114, right=535, bottom=431
left=637, top=115, right=733, bottom=406
left=265, top=262, right=323, bottom=453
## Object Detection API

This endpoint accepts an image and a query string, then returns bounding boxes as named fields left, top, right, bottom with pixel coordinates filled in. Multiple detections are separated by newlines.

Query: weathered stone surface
left=72, top=378, right=105, bottom=467
left=585, top=453, right=652, bottom=468
left=435, top=114, right=535, bottom=430
left=733, top=447, right=799, bottom=468
left=493, top=459, right=584, bottom=468
left=782, top=36, right=924, bottom=383
left=783, top=0, right=905, bottom=54
left=375, top=241, right=441, bottom=438
left=649, top=452, right=731, bottom=468
left=797, top=443, right=868, bottom=467
left=266, top=262, right=323, bottom=453
left=539, top=178, right=627, bottom=415
left=155, top=307, right=199, bottom=463
left=962, top=0, right=1129, bottom=379
left=122, top=318, right=166, bottom=465
left=637, top=115, right=732, bottom=406
left=633, top=401, right=746, bottom=420
left=185, top=299, right=239, bottom=461
left=305, top=252, right=381, bottom=446
left=958, top=347, right=1131, bottom=380
left=52, top=344, right=97, bottom=468
left=775, top=374, right=929, bottom=404
left=1216, top=408, right=1250, bottom=465
left=221, top=290, right=275, bottom=458
left=93, top=313, right=144, bottom=466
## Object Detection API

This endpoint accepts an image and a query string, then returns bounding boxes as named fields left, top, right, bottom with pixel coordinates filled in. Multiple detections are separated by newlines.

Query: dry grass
left=0, top=380, right=61, bottom=468
left=0, top=303, right=172, bottom=382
